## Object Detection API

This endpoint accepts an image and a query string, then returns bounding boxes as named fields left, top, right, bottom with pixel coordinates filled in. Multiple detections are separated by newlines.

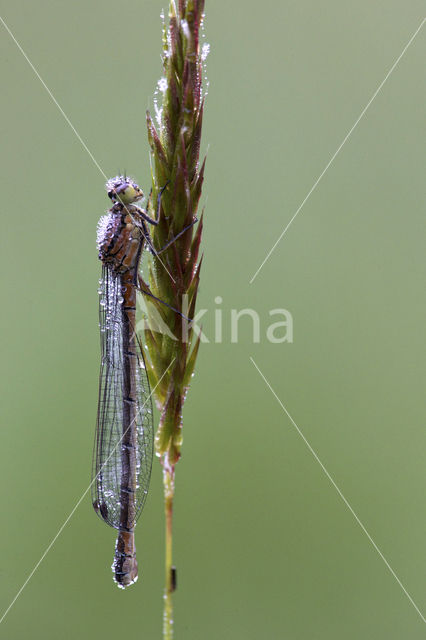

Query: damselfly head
left=106, top=176, right=144, bottom=204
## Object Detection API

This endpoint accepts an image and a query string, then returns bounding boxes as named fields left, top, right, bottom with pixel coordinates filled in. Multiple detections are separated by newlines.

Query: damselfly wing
left=92, top=264, right=153, bottom=529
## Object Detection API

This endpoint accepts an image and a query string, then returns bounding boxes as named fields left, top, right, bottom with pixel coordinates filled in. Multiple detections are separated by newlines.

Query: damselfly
left=92, top=176, right=195, bottom=588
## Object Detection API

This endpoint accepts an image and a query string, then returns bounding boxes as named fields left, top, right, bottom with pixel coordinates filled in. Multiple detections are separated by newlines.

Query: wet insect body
left=92, top=176, right=196, bottom=588
left=93, top=177, right=156, bottom=588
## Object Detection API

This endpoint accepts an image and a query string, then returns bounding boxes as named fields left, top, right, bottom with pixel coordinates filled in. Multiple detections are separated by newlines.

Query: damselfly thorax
left=97, top=203, right=146, bottom=276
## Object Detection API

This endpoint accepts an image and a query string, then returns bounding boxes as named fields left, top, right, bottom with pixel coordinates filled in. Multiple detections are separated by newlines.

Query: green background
left=0, top=1, right=425, bottom=638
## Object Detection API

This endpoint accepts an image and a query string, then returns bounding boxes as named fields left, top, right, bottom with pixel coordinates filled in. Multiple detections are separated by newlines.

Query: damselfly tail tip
left=112, top=556, right=139, bottom=589
left=112, top=529, right=139, bottom=589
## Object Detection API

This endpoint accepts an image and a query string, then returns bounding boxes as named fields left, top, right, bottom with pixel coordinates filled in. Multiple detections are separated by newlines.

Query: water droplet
left=158, top=77, right=168, bottom=93
left=201, top=43, right=210, bottom=61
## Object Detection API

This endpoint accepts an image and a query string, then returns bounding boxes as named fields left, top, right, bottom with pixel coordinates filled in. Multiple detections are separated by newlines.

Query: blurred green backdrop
left=0, top=1, right=425, bottom=638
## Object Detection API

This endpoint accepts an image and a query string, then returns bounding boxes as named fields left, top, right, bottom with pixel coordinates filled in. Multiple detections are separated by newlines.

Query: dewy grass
left=141, top=1, right=206, bottom=637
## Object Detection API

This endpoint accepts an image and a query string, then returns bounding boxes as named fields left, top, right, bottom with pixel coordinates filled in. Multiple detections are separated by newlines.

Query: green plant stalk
left=142, top=1, right=206, bottom=637
left=163, top=467, right=174, bottom=635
